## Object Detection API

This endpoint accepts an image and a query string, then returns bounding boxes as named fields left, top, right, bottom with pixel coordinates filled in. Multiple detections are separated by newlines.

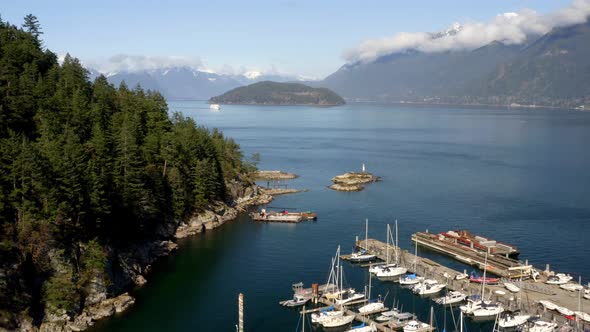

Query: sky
left=1, top=0, right=577, bottom=78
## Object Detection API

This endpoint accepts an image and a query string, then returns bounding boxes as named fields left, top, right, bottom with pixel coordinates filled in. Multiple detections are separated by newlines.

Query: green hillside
left=209, top=81, right=345, bottom=106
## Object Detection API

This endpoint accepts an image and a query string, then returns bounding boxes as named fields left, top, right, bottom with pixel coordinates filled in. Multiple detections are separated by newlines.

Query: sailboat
left=470, top=253, right=504, bottom=319
left=497, top=310, right=531, bottom=328
left=350, top=219, right=376, bottom=262
left=403, top=307, right=433, bottom=332
left=526, top=316, right=558, bottom=332
left=412, top=279, right=446, bottom=295
left=369, top=224, right=398, bottom=274
left=400, top=237, right=423, bottom=285
left=345, top=322, right=377, bottom=332
left=376, top=220, right=407, bottom=279
left=358, top=272, right=385, bottom=314
left=321, top=264, right=358, bottom=328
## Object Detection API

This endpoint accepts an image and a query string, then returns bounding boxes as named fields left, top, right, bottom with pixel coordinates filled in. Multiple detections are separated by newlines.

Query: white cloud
left=344, top=0, right=590, bottom=63
left=84, top=54, right=204, bottom=74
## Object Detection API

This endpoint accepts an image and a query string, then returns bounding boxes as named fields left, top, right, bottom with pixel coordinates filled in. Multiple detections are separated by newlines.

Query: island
left=329, top=172, right=380, bottom=191
left=209, top=81, right=346, bottom=106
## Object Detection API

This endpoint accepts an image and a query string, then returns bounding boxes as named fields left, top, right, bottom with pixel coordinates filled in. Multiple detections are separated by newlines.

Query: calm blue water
left=92, top=102, right=590, bottom=332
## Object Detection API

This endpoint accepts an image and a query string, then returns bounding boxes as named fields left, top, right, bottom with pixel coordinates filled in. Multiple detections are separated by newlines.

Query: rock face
left=16, top=181, right=283, bottom=332
left=329, top=172, right=380, bottom=191
left=254, top=170, right=298, bottom=180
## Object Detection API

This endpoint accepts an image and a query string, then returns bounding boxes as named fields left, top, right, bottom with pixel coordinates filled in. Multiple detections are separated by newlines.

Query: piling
left=238, top=293, right=244, bottom=332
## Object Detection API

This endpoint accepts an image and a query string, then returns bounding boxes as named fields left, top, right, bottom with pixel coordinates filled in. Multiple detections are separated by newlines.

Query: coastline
left=25, top=183, right=277, bottom=332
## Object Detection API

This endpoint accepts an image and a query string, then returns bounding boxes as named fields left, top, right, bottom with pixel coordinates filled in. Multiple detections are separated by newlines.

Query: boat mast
left=395, top=220, right=399, bottom=264
left=459, top=311, right=464, bottom=332
left=365, top=218, right=369, bottom=251
left=414, top=231, right=418, bottom=272
left=386, top=224, right=390, bottom=264
left=481, top=252, right=488, bottom=299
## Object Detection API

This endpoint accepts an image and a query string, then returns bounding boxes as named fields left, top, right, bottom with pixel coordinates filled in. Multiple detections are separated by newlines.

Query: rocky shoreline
left=329, top=172, right=380, bottom=192
left=254, top=170, right=298, bottom=180
left=20, top=183, right=275, bottom=332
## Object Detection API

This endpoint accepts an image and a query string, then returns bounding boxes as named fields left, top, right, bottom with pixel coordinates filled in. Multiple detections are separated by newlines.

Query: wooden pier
left=354, top=238, right=590, bottom=330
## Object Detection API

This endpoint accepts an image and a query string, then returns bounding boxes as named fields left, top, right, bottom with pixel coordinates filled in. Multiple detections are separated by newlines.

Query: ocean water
left=91, top=102, right=590, bottom=332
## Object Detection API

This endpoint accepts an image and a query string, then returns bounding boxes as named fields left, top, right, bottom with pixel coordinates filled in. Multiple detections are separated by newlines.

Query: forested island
left=0, top=16, right=267, bottom=331
left=209, top=81, right=345, bottom=106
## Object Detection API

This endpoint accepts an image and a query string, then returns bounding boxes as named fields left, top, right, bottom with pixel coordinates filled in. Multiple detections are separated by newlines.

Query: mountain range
left=89, top=19, right=590, bottom=108
left=319, top=20, right=590, bottom=108
left=88, top=67, right=303, bottom=100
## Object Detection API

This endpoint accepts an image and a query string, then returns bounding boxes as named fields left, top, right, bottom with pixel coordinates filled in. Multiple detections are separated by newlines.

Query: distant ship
left=209, top=103, right=221, bottom=111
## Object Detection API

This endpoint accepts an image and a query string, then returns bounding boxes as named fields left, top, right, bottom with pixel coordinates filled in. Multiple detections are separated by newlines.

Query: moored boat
left=538, top=300, right=558, bottom=311
left=412, top=279, right=446, bottom=295
left=471, top=301, right=504, bottom=318
left=546, top=273, right=573, bottom=285
left=399, top=273, right=424, bottom=285
left=345, top=322, right=377, bottom=332
left=311, top=306, right=343, bottom=324
left=321, top=313, right=355, bottom=328
left=403, top=320, right=431, bottom=332
left=250, top=209, right=303, bottom=222
left=434, top=290, right=466, bottom=305
left=498, top=310, right=530, bottom=328
left=527, top=316, right=558, bottom=332
left=279, top=294, right=309, bottom=307
left=556, top=305, right=574, bottom=316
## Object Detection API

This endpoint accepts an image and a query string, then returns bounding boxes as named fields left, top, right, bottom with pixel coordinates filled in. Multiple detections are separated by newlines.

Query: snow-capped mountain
left=88, top=66, right=304, bottom=100
left=431, top=22, right=463, bottom=39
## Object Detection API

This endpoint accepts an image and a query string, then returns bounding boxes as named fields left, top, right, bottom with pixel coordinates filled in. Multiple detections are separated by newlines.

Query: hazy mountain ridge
left=88, top=66, right=303, bottom=100
left=320, top=20, right=590, bottom=108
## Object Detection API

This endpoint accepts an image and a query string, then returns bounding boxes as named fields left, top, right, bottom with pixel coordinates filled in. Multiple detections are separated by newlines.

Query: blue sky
left=1, top=0, right=574, bottom=78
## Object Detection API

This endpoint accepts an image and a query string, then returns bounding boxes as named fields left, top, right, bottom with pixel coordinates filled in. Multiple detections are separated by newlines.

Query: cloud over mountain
left=344, top=0, right=590, bottom=63
left=84, top=54, right=204, bottom=74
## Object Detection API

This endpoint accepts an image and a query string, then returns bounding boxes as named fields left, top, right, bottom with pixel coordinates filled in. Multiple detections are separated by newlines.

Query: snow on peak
left=243, top=71, right=262, bottom=79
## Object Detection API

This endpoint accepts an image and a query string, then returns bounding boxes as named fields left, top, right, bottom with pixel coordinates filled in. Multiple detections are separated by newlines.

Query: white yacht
left=403, top=320, right=431, bottom=332
left=434, top=290, right=466, bottom=305
left=311, top=308, right=343, bottom=324
left=375, top=309, right=399, bottom=322
left=376, top=266, right=408, bottom=280
left=335, top=288, right=366, bottom=305
left=399, top=273, right=424, bottom=285
left=412, top=279, right=446, bottom=295
left=528, top=319, right=558, bottom=332
left=460, top=295, right=483, bottom=314
left=358, top=301, right=385, bottom=314
left=209, top=103, right=220, bottom=111
left=546, top=273, right=573, bottom=285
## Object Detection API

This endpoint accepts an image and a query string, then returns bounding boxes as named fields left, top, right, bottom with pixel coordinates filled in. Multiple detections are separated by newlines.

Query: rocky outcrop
left=16, top=181, right=284, bottom=332
left=253, top=170, right=298, bottom=180
left=329, top=172, right=380, bottom=192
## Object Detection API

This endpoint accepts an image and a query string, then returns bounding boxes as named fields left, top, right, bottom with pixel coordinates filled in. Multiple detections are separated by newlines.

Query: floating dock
left=355, top=238, right=590, bottom=330
left=249, top=210, right=316, bottom=223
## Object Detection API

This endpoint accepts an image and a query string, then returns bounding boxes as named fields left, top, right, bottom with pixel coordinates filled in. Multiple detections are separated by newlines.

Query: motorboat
left=538, top=300, right=558, bottom=311
left=472, top=301, right=504, bottom=318
left=527, top=316, right=558, bottom=332
left=412, top=279, right=446, bottom=295
left=311, top=306, right=343, bottom=324
left=559, top=283, right=583, bottom=292
left=403, top=320, right=431, bottom=332
left=455, top=272, right=469, bottom=280
left=321, top=313, right=355, bottom=328
left=434, top=290, right=466, bottom=305
left=504, top=282, right=520, bottom=293
left=335, top=288, right=365, bottom=305
left=280, top=294, right=309, bottom=307
left=399, top=273, right=424, bottom=285
left=546, top=273, right=573, bottom=285
left=345, top=322, right=377, bottom=332
left=209, top=103, right=220, bottom=111
left=375, top=309, right=399, bottom=322
left=386, top=312, right=415, bottom=329
left=498, top=310, right=530, bottom=328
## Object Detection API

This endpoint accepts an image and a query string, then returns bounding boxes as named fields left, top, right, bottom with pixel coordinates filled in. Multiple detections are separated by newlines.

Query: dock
left=354, top=238, right=590, bottom=330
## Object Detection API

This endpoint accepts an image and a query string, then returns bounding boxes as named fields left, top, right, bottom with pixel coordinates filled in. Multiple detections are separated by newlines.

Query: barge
left=411, top=231, right=531, bottom=278
left=250, top=209, right=317, bottom=223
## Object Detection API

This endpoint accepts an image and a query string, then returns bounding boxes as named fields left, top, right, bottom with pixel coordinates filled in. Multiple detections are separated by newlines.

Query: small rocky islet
left=329, top=172, right=380, bottom=192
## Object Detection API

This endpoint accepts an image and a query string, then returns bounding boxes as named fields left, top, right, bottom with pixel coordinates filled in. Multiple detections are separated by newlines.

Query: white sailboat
left=527, top=317, right=558, bottom=332
left=468, top=252, right=503, bottom=319
left=376, top=220, right=407, bottom=279
left=399, top=273, right=424, bottom=285
left=358, top=273, right=385, bottom=314
left=369, top=224, right=397, bottom=274
left=498, top=310, right=530, bottom=328
left=350, top=219, right=376, bottom=262
left=345, top=322, right=377, bottom=332
left=321, top=265, right=358, bottom=328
